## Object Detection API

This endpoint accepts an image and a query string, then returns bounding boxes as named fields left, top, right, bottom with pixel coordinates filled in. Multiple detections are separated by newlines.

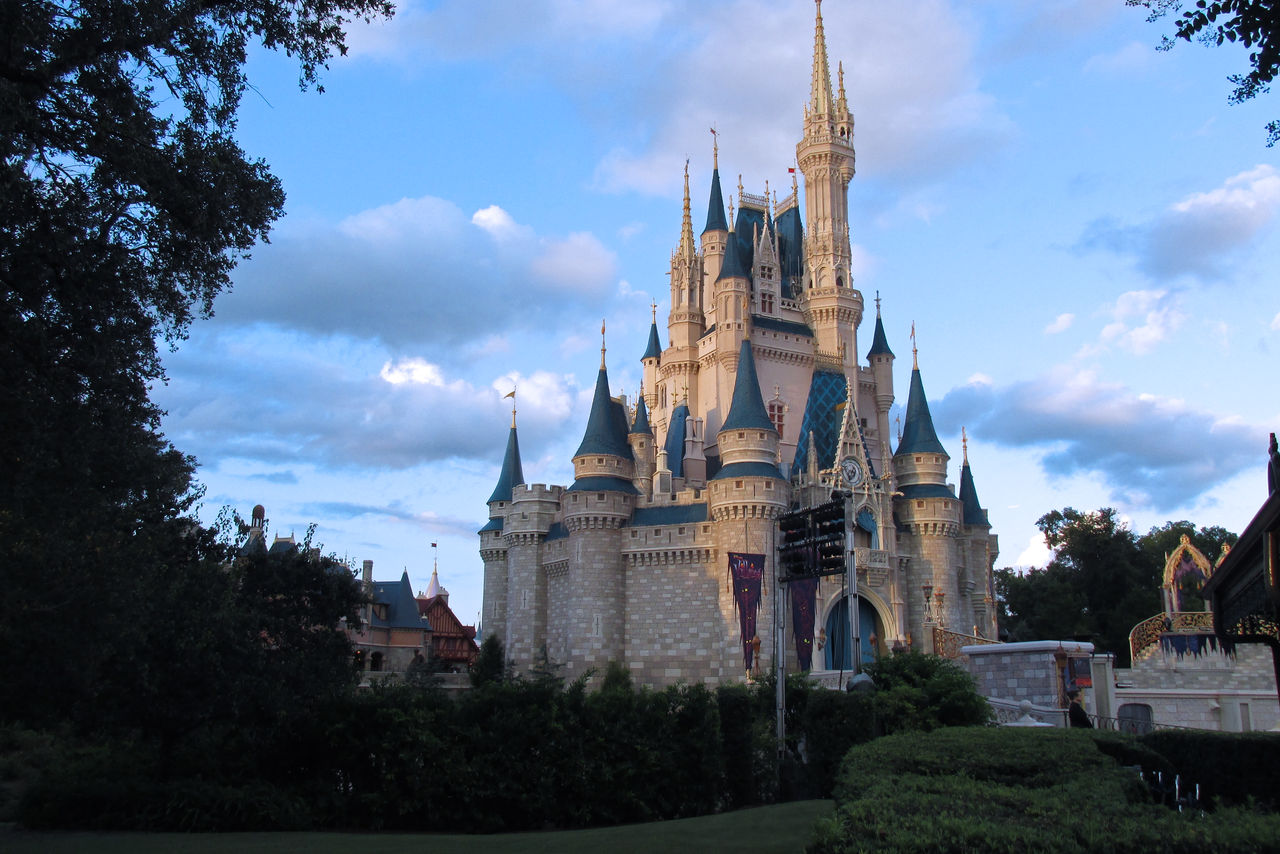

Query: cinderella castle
left=480, top=1, right=998, bottom=686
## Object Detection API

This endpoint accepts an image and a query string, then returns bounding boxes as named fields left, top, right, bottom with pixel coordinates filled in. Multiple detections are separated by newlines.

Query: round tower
left=480, top=409, right=524, bottom=648
left=708, top=337, right=790, bottom=679
left=629, top=393, right=656, bottom=497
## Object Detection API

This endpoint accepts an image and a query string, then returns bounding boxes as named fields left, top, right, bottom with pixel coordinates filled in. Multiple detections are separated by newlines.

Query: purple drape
left=729, top=552, right=764, bottom=670
left=791, top=576, right=818, bottom=671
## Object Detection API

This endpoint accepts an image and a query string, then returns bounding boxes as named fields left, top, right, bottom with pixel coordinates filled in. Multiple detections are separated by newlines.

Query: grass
left=0, top=799, right=833, bottom=854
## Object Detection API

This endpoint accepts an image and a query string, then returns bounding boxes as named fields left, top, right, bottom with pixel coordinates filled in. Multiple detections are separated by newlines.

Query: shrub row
left=811, top=727, right=1280, bottom=854
left=1139, top=729, right=1280, bottom=810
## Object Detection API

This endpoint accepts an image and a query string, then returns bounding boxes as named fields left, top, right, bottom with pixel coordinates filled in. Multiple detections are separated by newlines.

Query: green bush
left=864, top=650, right=992, bottom=733
left=811, top=727, right=1280, bottom=854
left=799, top=689, right=875, bottom=797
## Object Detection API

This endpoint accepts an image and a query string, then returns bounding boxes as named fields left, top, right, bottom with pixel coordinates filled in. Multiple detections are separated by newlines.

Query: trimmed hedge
left=811, top=727, right=1280, bottom=854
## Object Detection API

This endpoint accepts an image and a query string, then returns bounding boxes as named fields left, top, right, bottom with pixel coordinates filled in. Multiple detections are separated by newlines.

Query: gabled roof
left=642, top=321, right=662, bottom=361
left=896, top=368, right=947, bottom=456
left=959, top=462, right=988, bottom=526
left=631, top=394, right=652, bottom=435
left=703, top=168, right=728, bottom=234
left=720, top=338, right=775, bottom=433
left=370, top=570, right=431, bottom=631
left=664, top=400, right=689, bottom=477
left=487, top=425, right=525, bottom=504
left=574, top=366, right=634, bottom=460
left=867, top=313, right=894, bottom=358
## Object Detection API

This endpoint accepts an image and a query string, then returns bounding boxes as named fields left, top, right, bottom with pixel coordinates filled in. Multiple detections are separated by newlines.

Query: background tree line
left=996, top=508, right=1237, bottom=665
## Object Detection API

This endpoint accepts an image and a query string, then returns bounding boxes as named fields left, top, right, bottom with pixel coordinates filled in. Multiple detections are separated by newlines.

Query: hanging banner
left=791, top=576, right=819, bottom=671
left=728, top=552, right=765, bottom=671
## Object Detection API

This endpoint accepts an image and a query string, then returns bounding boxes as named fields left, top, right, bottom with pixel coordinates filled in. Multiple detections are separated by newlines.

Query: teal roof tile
left=629, top=503, right=709, bottom=526
left=370, top=571, right=431, bottom=631
left=478, top=517, right=503, bottom=534
left=664, top=401, right=689, bottom=477
left=642, top=321, right=662, bottom=361
left=710, top=460, right=783, bottom=481
left=959, top=463, right=988, bottom=526
left=792, top=370, right=846, bottom=474
left=896, top=368, right=947, bottom=456
left=487, top=426, right=525, bottom=504
left=720, top=339, right=775, bottom=433
left=703, top=168, right=728, bottom=234
left=574, top=367, right=634, bottom=460
left=566, top=476, right=641, bottom=495
left=867, top=314, right=893, bottom=358
left=717, top=228, right=750, bottom=281
left=898, top=483, right=954, bottom=500
left=631, top=395, right=652, bottom=435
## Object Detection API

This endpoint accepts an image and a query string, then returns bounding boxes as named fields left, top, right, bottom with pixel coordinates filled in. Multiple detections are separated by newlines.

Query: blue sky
left=153, top=0, right=1280, bottom=627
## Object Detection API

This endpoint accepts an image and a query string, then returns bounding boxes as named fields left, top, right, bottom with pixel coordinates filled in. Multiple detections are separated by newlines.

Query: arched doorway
left=824, top=595, right=883, bottom=670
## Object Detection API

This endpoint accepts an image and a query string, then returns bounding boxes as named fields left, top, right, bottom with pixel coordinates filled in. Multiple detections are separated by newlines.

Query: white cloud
left=1096, top=289, right=1185, bottom=355
left=1080, top=165, right=1280, bottom=281
left=471, top=204, right=529, bottom=242
left=1272, top=312, right=1280, bottom=331
left=1045, top=313, right=1074, bottom=334
left=1014, top=532, right=1053, bottom=568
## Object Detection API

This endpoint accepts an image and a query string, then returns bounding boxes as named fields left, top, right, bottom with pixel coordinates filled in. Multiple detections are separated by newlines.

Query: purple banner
left=729, top=552, right=764, bottom=671
left=791, top=576, right=818, bottom=671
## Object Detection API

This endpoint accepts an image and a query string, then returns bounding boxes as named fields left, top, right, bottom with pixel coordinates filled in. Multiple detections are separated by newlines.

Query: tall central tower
left=796, top=0, right=862, bottom=373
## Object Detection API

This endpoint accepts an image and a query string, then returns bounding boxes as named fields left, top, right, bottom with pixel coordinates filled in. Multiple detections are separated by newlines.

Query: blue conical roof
left=867, top=314, right=894, bottom=358
left=574, top=367, right=634, bottom=460
left=642, top=321, right=662, bottom=361
left=664, top=400, right=689, bottom=477
left=487, top=425, right=525, bottom=503
left=631, top=395, right=652, bottom=435
left=959, top=461, right=988, bottom=526
left=717, top=230, right=750, bottom=281
left=896, top=368, right=947, bottom=456
left=721, top=338, right=775, bottom=432
left=703, top=168, right=728, bottom=234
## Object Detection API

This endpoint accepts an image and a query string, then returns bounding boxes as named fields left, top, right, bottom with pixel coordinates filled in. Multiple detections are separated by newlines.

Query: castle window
left=761, top=291, right=774, bottom=313
left=702, top=525, right=711, bottom=533
left=915, top=456, right=923, bottom=463
left=738, top=431, right=745, bottom=439
left=768, top=400, right=785, bottom=436
left=678, top=527, right=686, bottom=535
left=836, top=275, right=844, bottom=288
left=765, top=482, right=774, bottom=491
left=917, top=501, right=925, bottom=509
left=597, top=457, right=603, bottom=464
left=631, top=531, right=637, bottom=538
left=597, top=493, right=604, bottom=500
left=735, top=480, right=744, bottom=488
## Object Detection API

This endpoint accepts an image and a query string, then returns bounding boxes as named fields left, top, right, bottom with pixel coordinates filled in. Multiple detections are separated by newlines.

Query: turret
left=629, top=392, right=656, bottom=497
left=866, top=295, right=895, bottom=476
left=670, top=162, right=706, bottom=355
left=711, top=338, right=784, bottom=486
left=480, top=400, right=525, bottom=649
left=569, top=331, right=637, bottom=497
left=642, top=306, right=662, bottom=412
left=796, top=0, right=862, bottom=368
left=701, top=138, right=729, bottom=305
left=893, top=334, right=949, bottom=490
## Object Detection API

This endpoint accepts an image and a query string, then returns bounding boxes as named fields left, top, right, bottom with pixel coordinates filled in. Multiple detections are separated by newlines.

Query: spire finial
left=792, top=161, right=799, bottom=194
left=651, top=300, right=658, bottom=324
left=809, top=0, right=834, bottom=117
left=506, top=385, right=517, bottom=428
left=737, top=173, right=744, bottom=198
left=710, top=125, right=718, bottom=169
left=728, top=198, right=734, bottom=228
left=962, top=426, right=969, bottom=465
left=910, top=321, right=918, bottom=369
left=875, top=290, right=881, bottom=316
left=600, top=319, right=607, bottom=369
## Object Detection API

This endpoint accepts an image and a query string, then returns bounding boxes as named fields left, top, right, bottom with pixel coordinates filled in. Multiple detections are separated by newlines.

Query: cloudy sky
left=154, top=0, right=1280, bottom=627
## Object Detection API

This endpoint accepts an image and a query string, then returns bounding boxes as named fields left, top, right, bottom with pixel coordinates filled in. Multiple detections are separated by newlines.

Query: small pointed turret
left=631, top=393, right=652, bottom=435
left=704, top=162, right=728, bottom=235
left=717, top=229, right=750, bottom=281
left=487, top=422, right=525, bottom=503
left=643, top=314, right=662, bottom=362
left=721, top=338, right=775, bottom=433
left=867, top=298, right=894, bottom=359
left=958, top=429, right=988, bottom=527
left=678, top=159, right=698, bottom=259
left=896, top=364, right=946, bottom=456
left=663, top=396, right=690, bottom=478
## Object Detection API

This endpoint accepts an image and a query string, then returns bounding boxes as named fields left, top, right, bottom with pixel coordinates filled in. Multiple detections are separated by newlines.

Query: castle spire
left=487, top=417, right=525, bottom=504
left=721, top=338, right=774, bottom=433
left=896, top=357, right=946, bottom=456
left=867, top=296, right=894, bottom=359
left=704, top=129, right=727, bottom=234
left=679, top=159, right=697, bottom=258
left=809, top=0, right=834, bottom=119
left=958, top=431, right=988, bottom=526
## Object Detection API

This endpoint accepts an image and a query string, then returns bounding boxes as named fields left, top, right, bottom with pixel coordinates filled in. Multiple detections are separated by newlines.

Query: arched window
left=1118, top=703, right=1153, bottom=735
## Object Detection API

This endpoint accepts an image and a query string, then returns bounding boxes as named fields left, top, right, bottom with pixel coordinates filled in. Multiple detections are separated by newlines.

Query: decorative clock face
left=841, top=457, right=864, bottom=487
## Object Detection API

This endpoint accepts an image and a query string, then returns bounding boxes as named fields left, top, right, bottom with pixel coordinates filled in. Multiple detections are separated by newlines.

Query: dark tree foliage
left=997, top=508, right=1236, bottom=665
left=1131, top=0, right=1280, bottom=144
left=0, top=0, right=391, bottom=731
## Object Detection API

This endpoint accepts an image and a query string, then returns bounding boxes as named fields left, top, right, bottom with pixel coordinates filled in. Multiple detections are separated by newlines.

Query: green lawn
left=0, top=800, right=832, bottom=854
